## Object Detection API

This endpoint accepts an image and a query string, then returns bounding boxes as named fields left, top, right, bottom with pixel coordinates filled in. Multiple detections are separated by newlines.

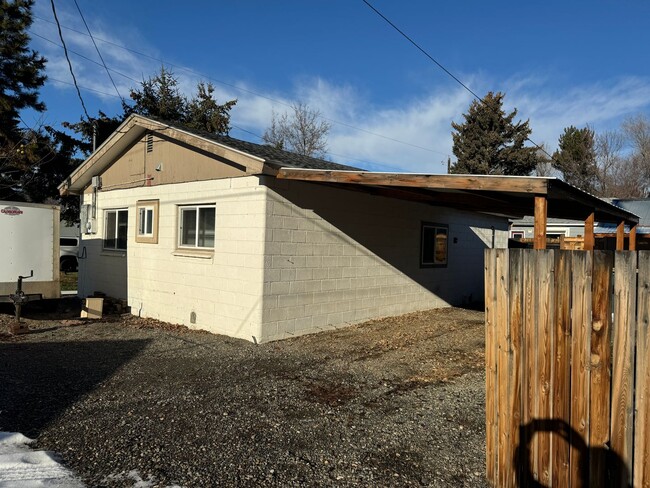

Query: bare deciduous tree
left=262, top=103, right=331, bottom=158
left=623, top=115, right=650, bottom=195
left=595, top=130, right=624, bottom=196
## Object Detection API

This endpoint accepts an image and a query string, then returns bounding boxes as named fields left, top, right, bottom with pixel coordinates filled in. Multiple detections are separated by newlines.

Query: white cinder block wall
left=80, top=175, right=508, bottom=343
left=80, top=177, right=267, bottom=341
left=259, top=178, right=508, bottom=342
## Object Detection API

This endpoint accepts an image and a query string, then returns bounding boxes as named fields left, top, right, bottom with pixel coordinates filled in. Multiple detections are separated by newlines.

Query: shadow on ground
left=0, top=338, right=150, bottom=437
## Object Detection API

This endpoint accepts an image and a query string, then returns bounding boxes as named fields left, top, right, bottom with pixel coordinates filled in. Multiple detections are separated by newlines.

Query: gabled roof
left=58, top=114, right=639, bottom=225
left=58, top=114, right=358, bottom=195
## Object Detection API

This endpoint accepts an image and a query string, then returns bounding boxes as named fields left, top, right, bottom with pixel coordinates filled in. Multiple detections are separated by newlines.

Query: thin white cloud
left=29, top=1, right=650, bottom=173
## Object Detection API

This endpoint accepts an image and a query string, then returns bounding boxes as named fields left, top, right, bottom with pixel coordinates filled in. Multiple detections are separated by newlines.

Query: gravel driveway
left=0, top=301, right=488, bottom=487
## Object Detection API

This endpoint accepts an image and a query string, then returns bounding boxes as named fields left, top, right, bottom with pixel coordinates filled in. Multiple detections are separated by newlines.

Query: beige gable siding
left=90, top=133, right=247, bottom=193
left=259, top=178, right=508, bottom=342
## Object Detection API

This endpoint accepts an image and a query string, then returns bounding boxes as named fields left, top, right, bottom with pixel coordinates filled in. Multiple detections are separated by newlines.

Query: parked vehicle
left=0, top=201, right=61, bottom=302
left=60, top=236, right=79, bottom=272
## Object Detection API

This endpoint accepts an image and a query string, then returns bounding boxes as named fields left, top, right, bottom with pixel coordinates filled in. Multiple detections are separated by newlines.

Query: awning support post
left=534, top=195, right=547, bottom=250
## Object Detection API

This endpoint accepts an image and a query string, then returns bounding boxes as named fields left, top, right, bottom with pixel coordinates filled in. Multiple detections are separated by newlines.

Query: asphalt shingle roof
left=151, top=117, right=360, bottom=172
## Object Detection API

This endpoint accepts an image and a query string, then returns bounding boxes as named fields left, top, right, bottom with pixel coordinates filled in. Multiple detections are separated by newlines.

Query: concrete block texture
left=80, top=177, right=267, bottom=342
left=259, top=178, right=508, bottom=342
left=81, top=174, right=508, bottom=345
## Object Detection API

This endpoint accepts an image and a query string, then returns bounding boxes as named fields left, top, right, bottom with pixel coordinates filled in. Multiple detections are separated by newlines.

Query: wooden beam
left=534, top=195, right=548, bottom=250
left=616, top=221, right=625, bottom=251
left=630, top=224, right=637, bottom=251
left=584, top=212, right=595, bottom=251
left=276, top=169, right=550, bottom=194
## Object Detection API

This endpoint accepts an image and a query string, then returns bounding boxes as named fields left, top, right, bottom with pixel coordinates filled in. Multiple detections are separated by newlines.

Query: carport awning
left=275, top=168, right=638, bottom=225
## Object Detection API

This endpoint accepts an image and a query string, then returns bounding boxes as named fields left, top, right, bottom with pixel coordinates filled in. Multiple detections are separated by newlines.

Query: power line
left=49, top=0, right=90, bottom=121
left=31, top=14, right=448, bottom=157
left=361, top=0, right=554, bottom=161
left=72, top=0, right=124, bottom=104
left=29, top=31, right=140, bottom=83
left=49, top=76, right=123, bottom=99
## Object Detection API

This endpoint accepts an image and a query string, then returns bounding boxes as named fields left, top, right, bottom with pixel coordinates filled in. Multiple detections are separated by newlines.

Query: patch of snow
left=103, top=470, right=182, bottom=488
left=0, top=432, right=84, bottom=487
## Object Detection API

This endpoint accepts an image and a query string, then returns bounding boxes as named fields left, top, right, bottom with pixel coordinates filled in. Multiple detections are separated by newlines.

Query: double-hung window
left=104, top=209, right=128, bottom=250
left=179, top=204, right=215, bottom=249
left=136, top=200, right=159, bottom=244
left=421, top=222, right=448, bottom=267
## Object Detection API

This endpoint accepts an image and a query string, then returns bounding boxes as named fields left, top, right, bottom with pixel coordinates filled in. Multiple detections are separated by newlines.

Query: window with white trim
left=421, top=222, right=448, bottom=267
left=136, top=200, right=159, bottom=244
left=104, top=209, right=128, bottom=250
left=139, top=207, right=154, bottom=236
left=178, top=204, right=215, bottom=248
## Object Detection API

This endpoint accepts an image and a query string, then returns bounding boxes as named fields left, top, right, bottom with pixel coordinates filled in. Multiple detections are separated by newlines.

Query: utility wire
left=361, top=0, right=554, bottom=161
left=72, top=0, right=124, bottom=104
left=49, top=0, right=91, bottom=121
left=29, top=31, right=140, bottom=84
left=31, top=14, right=448, bottom=157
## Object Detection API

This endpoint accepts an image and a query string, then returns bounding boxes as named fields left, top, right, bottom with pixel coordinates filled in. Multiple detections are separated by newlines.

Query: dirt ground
left=0, top=300, right=488, bottom=487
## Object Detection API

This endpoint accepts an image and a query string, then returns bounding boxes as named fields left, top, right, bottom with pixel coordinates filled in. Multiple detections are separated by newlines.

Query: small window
left=179, top=204, right=215, bottom=249
left=104, top=209, right=128, bottom=250
left=136, top=200, right=159, bottom=244
left=421, top=222, right=448, bottom=267
left=510, top=231, right=525, bottom=239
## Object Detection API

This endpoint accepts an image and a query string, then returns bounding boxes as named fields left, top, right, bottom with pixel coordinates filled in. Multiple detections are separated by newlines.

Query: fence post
left=634, top=252, right=650, bottom=487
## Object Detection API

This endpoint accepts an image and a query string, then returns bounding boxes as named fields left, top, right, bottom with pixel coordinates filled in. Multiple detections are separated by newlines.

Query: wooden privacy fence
left=485, top=249, right=650, bottom=487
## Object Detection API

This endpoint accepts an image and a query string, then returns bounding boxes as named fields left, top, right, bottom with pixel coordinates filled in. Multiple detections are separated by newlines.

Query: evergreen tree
left=130, top=66, right=186, bottom=122
left=552, top=126, right=598, bottom=193
left=185, top=82, right=236, bottom=134
left=0, top=0, right=47, bottom=199
left=128, top=67, right=236, bottom=135
left=450, top=92, right=541, bottom=175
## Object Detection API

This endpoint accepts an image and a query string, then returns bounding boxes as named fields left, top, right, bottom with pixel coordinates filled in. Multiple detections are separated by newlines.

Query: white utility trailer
left=0, top=201, right=61, bottom=302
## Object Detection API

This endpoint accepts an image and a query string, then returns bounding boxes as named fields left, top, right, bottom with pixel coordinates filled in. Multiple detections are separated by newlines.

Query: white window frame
left=178, top=204, right=216, bottom=249
left=103, top=208, right=128, bottom=251
left=138, top=207, right=154, bottom=237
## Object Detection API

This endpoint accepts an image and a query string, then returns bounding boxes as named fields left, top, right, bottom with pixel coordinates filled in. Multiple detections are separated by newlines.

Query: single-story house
left=58, top=114, right=637, bottom=342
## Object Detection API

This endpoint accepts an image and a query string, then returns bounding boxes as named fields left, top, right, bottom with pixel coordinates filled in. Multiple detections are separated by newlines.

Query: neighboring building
left=510, top=198, right=650, bottom=250
left=63, top=115, right=618, bottom=342
left=509, top=216, right=586, bottom=240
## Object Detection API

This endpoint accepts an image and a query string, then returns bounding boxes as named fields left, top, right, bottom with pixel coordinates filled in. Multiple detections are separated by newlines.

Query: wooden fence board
left=634, top=252, right=650, bottom=487
left=570, top=251, right=592, bottom=488
left=496, top=249, right=511, bottom=486
left=508, top=249, right=524, bottom=488
left=589, top=251, right=613, bottom=488
left=535, top=251, right=554, bottom=486
left=523, top=249, right=538, bottom=485
left=552, top=251, right=571, bottom=487
left=484, top=249, right=498, bottom=485
left=485, top=250, right=649, bottom=487
left=611, top=251, right=636, bottom=487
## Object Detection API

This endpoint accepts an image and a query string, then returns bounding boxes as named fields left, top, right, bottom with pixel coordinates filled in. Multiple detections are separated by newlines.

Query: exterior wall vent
left=146, top=133, right=154, bottom=153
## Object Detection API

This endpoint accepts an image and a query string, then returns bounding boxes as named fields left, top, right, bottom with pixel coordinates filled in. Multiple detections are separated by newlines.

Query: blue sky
left=25, top=0, right=650, bottom=173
